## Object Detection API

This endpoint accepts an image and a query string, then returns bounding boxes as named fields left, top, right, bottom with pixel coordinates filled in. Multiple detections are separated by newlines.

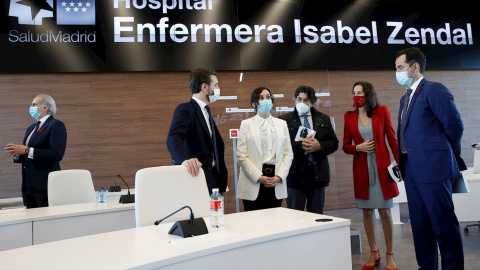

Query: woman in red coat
left=343, top=81, right=399, bottom=270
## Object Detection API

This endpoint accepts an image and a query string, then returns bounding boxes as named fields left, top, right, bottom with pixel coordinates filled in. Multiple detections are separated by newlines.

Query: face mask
left=295, top=102, right=310, bottom=115
left=29, top=106, right=43, bottom=119
left=206, top=88, right=220, bottom=103
left=257, top=99, right=273, bottom=114
left=396, top=65, right=417, bottom=86
left=353, top=95, right=366, bottom=108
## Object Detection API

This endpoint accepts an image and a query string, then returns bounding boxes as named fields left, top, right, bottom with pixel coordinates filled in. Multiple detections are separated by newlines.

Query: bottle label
left=210, top=201, right=223, bottom=210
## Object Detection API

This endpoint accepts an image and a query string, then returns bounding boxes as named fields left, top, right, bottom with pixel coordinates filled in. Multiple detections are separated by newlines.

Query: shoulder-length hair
left=351, top=81, right=379, bottom=117
left=250, top=87, right=274, bottom=114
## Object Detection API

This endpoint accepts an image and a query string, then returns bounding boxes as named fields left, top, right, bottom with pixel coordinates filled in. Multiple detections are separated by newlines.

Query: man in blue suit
left=395, top=47, right=464, bottom=270
left=5, top=94, right=67, bottom=209
left=167, top=68, right=228, bottom=195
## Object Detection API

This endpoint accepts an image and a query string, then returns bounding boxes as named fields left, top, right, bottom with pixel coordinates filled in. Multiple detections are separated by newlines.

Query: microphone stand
left=154, top=206, right=208, bottom=238
left=117, top=174, right=135, bottom=204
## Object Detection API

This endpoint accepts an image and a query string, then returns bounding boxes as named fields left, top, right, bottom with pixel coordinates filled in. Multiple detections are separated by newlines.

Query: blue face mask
left=29, top=106, right=43, bottom=119
left=257, top=100, right=273, bottom=114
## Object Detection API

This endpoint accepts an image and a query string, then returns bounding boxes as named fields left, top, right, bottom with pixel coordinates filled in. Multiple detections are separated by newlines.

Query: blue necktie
left=205, top=105, right=220, bottom=172
left=303, top=115, right=313, bottom=161
left=400, top=88, right=413, bottom=154
left=27, top=121, right=41, bottom=147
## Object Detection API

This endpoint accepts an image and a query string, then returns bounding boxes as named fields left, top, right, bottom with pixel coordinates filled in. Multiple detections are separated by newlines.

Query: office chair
left=48, top=169, right=97, bottom=206
left=134, top=165, right=211, bottom=227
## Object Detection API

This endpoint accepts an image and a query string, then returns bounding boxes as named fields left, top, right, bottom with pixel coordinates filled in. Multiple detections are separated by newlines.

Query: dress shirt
left=192, top=97, right=212, bottom=136
left=405, top=77, right=424, bottom=111
left=26, top=115, right=50, bottom=159
left=254, top=114, right=277, bottom=165
left=297, top=111, right=313, bottom=129
left=192, top=97, right=216, bottom=166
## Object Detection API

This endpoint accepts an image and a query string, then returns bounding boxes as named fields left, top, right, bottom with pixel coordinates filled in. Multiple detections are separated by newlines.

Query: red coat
left=343, top=106, right=399, bottom=200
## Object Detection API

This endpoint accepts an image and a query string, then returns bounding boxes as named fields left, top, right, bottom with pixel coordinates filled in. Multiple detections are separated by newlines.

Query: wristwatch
left=24, top=147, right=30, bottom=155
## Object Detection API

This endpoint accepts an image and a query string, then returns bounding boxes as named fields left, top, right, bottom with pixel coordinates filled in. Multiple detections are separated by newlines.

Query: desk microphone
left=154, top=206, right=208, bottom=238
left=108, top=180, right=121, bottom=192
left=117, top=174, right=135, bottom=204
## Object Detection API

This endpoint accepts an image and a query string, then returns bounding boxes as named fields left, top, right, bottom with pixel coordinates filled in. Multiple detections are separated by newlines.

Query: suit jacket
left=278, top=107, right=338, bottom=188
left=167, top=99, right=228, bottom=193
left=236, top=116, right=293, bottom=201
left=15, top=116, right=67, bottom=191
left=397, top=79, right=463, bottom=183
left=343, top=106, right=399, bottom=200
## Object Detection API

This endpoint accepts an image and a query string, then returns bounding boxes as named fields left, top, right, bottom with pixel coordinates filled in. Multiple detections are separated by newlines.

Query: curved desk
left=0, top=207, right=351, bottom=270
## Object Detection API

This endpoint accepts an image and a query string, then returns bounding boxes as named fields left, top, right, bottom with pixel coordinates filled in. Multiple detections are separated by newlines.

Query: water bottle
left=210, top=188, right=224, bottom=229
left=98, top=187, right=107, bottom=203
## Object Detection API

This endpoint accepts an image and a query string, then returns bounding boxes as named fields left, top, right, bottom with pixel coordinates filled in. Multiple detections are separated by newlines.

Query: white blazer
left=236, top=116, right=293, bottom=201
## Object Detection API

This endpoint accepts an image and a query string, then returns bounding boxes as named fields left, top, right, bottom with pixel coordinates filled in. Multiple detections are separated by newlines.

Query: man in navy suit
left=167, top=68, right=228, bottom=195
left=5, top=94, right=67, bottom=209
left=395, top=47, right=464, bottom=270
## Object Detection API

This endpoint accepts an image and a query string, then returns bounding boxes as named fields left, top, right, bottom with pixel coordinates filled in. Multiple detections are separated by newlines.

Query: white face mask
left=295, top=102, right=310, bottom=115
left=206, top=88, right=220, bottom=103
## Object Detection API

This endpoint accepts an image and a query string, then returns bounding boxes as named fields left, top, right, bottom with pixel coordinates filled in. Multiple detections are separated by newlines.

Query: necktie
left=400, top=88, right=413, bottom=154
left=27, top=121, right=41, bottom=147
left=205, top=105, right=220, bottom=172
left=303, top=115, right=313, bottom=161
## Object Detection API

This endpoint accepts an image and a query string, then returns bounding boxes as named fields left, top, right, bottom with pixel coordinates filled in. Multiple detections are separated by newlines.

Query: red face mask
left=353, top=95, right=366, bottom=108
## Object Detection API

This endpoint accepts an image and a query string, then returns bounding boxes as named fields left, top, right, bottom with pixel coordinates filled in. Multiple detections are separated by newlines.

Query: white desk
left=453, top=172, right=480, bottom=222
left=0, top=213, right=32, bottom=251
left=0, top=200, right=135, bottom=250
left=0, top=188, right=134, bottom=208
left=0, top=208, right=352, bottom=270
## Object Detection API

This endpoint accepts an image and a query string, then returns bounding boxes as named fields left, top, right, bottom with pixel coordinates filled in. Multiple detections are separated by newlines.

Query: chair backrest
left=135, top=165, right=211, bottom=227
left=48, top=169, right=97, bottom=206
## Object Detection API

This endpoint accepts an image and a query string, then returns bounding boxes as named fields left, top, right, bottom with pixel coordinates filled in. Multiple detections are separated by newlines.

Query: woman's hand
left=257, top=175, right=282, bottom=187
left=356, top=139, right=375, bottom=153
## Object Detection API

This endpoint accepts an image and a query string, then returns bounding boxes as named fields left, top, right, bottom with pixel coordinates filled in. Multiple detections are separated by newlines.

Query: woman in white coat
left=237, top=87, right=294, bottom=211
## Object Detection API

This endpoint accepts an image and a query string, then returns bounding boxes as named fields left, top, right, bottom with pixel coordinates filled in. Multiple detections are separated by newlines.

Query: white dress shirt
left=254, top=114, right=277, bottom=165
left=297, top=111, right=313, bottom=128
left=192, top=97, right=212, bottom=136
left=26, top=115, right=50, bottom=159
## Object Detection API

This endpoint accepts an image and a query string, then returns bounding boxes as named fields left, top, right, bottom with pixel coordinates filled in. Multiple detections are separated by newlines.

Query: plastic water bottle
left=98, top=187, right=107, bottom=203
left=210, top=188, right=224, bottom=229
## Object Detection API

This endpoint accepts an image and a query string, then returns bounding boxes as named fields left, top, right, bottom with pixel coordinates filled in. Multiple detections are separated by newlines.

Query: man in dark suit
left=395, top=47, right=464, bottom=270
left=279, top=85, right=338, bottom=214
left=5, top=94, right=67, bottom=209
left=167, top=68, right=228, bottom=195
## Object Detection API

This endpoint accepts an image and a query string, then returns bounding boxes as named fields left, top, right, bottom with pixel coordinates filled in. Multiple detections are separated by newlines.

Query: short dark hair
left=294, top=85, right=317, bottom=103
left=396, top=47, right=426, bottom=74
left=251, top=87, right=274, bottom=113
left=189, top=68, right=217, bottom=94
left=352, top=81, right=379, bottom=118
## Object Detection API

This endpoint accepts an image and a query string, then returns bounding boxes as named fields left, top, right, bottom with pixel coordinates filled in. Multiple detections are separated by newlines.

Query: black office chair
left=464, top=222, right=480, bottom=234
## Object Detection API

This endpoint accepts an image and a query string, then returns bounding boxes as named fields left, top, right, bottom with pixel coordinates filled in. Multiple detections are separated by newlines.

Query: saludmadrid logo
left=8, top=0, right=96, bottom=43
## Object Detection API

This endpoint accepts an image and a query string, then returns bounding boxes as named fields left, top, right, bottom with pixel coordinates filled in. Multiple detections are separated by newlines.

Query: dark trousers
left=286, top=186, right=325, bottom=214
left=204, top=166, right=221, bottom=195
left=22, top=189, right=48, bottom=209
left=243, top=184, right=282, bottom=211
left=403, top=154, right=464, bottom=270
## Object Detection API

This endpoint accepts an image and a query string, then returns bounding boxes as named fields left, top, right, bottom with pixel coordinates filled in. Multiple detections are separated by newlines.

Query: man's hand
left=182, top=158, right=202, bottom=177
left=302, top=135, right=321, bottom=153
left=4, top=143, right=28, bottom=156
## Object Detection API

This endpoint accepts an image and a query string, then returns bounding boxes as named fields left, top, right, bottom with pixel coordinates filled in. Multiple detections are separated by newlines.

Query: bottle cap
left=212, top=188, right=219, bottom=193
